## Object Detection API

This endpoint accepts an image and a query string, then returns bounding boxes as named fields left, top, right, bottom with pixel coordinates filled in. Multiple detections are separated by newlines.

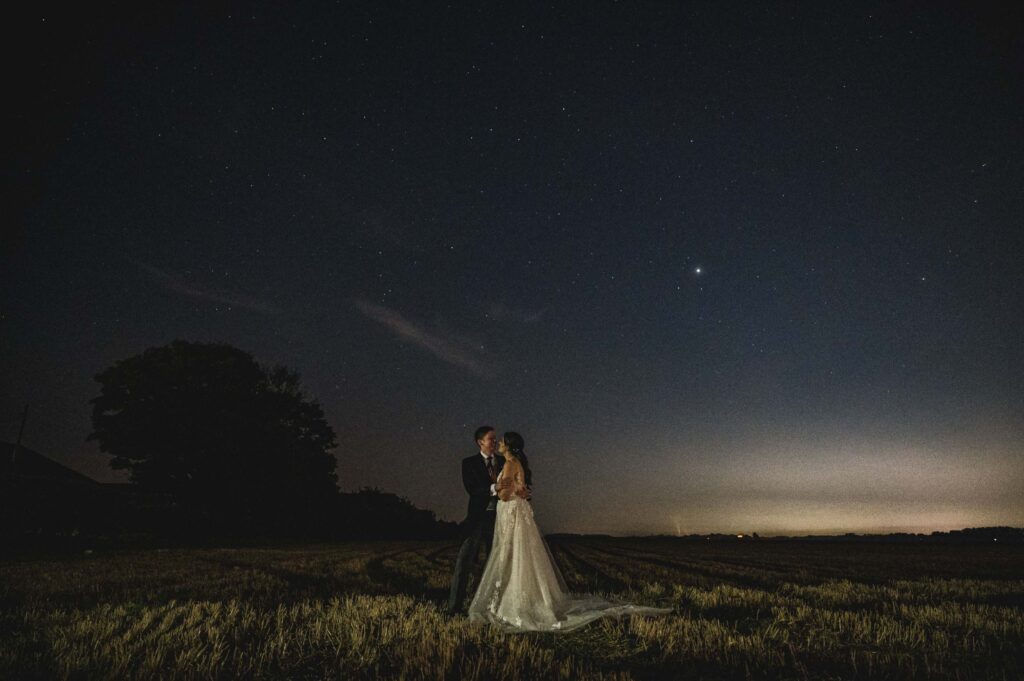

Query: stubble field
left=2, top=537, right=1022, bottom=680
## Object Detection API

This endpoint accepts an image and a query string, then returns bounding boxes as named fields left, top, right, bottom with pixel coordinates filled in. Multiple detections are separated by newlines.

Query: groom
left=446, top=425, right=510, bottom=614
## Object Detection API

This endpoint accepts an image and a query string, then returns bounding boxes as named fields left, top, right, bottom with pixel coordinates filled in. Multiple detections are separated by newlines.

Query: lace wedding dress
left=467, top=459, right=672, bottom=632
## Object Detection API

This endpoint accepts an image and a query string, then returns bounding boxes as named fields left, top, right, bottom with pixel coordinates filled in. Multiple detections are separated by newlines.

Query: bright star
left=694, top=267, right=702, bottom=275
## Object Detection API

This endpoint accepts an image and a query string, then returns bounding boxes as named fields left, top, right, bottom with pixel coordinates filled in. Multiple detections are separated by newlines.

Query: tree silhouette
left=87, top=340, right=338, bottom=533
left=340, top=488, right=459, bottom=539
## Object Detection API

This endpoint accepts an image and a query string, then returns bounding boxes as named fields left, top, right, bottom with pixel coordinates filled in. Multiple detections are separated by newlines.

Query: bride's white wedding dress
left=467, top=459, right=671, bottom=632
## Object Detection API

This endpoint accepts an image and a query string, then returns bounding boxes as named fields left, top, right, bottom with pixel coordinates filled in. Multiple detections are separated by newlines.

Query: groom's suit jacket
left=461, top=453, right=505, bottom=531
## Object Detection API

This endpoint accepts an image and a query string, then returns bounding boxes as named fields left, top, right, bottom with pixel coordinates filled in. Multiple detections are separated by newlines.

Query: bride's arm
left=512, top=463, right=530, bottom=499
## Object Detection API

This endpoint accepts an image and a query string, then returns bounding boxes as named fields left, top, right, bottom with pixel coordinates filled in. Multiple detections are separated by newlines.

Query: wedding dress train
left=467, top=493, right=672, bottom=632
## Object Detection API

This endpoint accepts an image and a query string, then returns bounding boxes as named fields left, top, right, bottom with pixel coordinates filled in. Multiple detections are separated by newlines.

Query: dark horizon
left=5, top=2, right=1023, bottom=536
left=4, top=438, right=1021, bottom=539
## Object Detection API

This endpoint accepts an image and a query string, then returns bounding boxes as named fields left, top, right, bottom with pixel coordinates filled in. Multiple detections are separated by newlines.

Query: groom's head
left=475, top=425, right=496, bottom=456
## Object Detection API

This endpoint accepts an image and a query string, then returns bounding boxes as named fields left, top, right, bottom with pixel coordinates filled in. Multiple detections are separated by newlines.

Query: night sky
left=5, top=2, right=1023, bottom=535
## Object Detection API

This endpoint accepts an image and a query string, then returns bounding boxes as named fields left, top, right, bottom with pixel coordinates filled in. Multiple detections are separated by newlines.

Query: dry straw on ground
left=2, top=538, right=1022, bottom=679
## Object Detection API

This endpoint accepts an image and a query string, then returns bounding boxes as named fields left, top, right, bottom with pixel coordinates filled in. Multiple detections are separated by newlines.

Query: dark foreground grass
left=1, top=538, right=1022, bottom=679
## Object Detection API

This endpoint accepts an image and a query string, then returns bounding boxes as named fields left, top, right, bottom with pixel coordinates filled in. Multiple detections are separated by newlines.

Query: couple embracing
left=446, top=426, right=671, bottom=632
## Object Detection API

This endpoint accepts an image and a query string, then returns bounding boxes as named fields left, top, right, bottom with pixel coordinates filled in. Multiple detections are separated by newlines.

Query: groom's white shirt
left=480, top=450, right=497, bottom=496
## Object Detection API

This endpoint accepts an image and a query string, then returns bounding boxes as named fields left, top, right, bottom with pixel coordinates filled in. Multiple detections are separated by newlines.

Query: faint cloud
left=352, top=299, right=495, bottom=377
left=486, top=302, right=544, bottom=324
left=133, top=259, right=282, bottom=315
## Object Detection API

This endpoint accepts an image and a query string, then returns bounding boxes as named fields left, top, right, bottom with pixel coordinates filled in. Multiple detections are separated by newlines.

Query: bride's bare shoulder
left=503, top=457, right=523, bottom=472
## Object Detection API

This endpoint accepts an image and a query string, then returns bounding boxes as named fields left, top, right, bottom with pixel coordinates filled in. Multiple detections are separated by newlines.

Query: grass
left=1, top=538, right=1022, bottom=679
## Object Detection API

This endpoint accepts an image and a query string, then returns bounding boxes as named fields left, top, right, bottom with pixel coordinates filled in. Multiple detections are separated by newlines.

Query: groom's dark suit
left=446, top=452, right=504, bottom=613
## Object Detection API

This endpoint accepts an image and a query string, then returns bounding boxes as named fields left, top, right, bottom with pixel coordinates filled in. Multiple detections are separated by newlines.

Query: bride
left=467, top=432, right=672, bottom=632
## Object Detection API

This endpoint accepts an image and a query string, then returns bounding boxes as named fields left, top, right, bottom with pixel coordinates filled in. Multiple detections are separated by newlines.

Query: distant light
left=736, top=534, right=744, bottom=539
left=695, top=267, right=702, bottom=275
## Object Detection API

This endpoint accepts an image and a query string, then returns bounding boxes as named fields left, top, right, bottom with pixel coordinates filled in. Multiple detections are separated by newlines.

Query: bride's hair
left=503, top=431, right=532, bottom=487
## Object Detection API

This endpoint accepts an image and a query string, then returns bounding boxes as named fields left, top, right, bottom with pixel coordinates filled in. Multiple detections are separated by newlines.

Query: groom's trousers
left=447, top=510, right=496, bottom=613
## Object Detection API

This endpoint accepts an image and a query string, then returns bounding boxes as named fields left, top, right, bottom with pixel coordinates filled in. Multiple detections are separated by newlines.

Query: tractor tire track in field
left=364, top=545, right=444, bottom=597
left=423, top=542, right=459, bottom=569
left=556, top=542, right=777, bottom=629
left=549, top=541, right=631, bottom=593
left=603, top=542, right=831, bottom=581
left=193, top=550, right=383, bottom=600
left=585, top=541, right=846, bottom=586
left=570, top=541, right=781, bottom=590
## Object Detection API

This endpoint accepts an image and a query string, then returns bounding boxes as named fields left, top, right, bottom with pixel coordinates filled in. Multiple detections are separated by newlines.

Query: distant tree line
left=2, top=340, right=457, bottom=548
